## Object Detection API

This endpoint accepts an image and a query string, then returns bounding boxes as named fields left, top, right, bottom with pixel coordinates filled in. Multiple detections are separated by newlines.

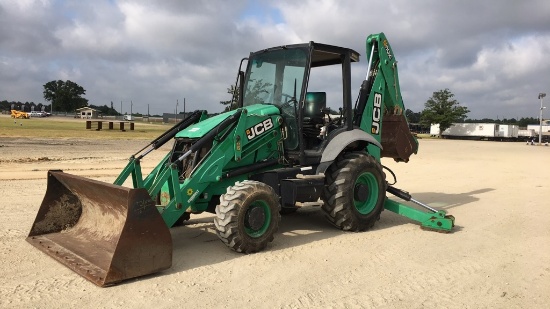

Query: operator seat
left=303, top=92, right=326, bottom=141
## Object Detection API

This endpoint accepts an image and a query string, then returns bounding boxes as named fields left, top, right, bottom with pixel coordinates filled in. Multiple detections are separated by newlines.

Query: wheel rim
left=244, top=200, right=271, bottom=238
left=353, top=172, right=379, bottom=215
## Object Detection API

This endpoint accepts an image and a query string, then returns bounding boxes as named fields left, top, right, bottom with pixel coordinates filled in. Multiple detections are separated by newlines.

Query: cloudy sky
left=1, top=0, right=549, bottom=119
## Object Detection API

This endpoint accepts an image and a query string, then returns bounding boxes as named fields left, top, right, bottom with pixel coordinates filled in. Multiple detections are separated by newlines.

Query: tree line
left=405, top=88, right=539, bottom=130
left=1, top=100, right=49, bottom=112
left=1, top=80, right=120, bottom=116
left=406, top=109, right=538, bottom=127
left=1, top=81, right=539, bottom=131
left=1, top=99, right=121, bottom=116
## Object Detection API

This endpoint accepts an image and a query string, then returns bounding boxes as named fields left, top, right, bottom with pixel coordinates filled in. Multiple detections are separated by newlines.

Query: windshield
left=243, top=48, right=308, bottom=107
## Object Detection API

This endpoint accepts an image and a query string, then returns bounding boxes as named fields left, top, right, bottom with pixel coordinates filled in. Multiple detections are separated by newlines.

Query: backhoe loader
left=11, top=110, right=29, bottom=119
left=27, top=33, right=455, bottom=287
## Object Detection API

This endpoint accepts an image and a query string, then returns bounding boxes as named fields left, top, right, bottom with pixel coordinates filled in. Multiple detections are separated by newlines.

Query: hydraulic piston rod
left=384, top=185, right=455, bottom=232
left=386, top=185, right=439, bottom=213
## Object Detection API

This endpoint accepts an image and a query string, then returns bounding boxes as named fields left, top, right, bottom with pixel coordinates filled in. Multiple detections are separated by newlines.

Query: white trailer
left=497, top=125, right=519, bottom=138
left=430, top=124, right=440, bottom=137
left=430, top=123, right=520, bottom=140
left=443, top=123, right=497, bottom=139
left=518, top=129, right=536, bottom=139
left=527, top=124, right=550, bottom=135
left=527, top=124, right=550, bottom=142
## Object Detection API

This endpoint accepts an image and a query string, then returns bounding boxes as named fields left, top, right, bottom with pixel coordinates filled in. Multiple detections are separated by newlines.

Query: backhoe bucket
left=381, top=114, right=418, bottom=162
left=27, top=170, right=172, bottom=287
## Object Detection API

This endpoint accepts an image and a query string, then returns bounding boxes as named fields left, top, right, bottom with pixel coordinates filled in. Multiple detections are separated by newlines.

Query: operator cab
left=241, top=42, right=360, bottom=165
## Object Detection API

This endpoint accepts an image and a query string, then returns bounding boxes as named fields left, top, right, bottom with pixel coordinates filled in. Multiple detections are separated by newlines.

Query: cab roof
left=250, top=42, right=360, bottom=68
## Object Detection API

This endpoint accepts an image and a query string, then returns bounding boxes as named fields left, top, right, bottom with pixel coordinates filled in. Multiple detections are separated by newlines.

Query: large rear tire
left=214, top=180, right=281, bottom=253
left=322, top=151, right=386, bottom=231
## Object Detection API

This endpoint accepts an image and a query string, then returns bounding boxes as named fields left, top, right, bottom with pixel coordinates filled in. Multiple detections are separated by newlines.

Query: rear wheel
left=322, top=151, right=386, bottom=231
left=214, top=180, right=281, bottom=253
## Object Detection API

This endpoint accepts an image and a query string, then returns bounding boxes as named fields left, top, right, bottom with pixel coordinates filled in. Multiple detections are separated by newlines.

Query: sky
left=1, top=0, right=550, bottom=119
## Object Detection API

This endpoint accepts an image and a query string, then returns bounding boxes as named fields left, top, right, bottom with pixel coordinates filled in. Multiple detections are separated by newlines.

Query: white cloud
left=1, top=0, right=549, bottom=118
left=481, top=35, right=550, bottom=78
left=1, top=0, right=51, bottom=12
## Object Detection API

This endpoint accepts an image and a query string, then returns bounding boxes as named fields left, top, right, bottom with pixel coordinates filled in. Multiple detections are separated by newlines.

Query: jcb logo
left=246, top=118, right=274, bottom=140
left=371, top=93, right=381, bottom=135
left=383, top=40, right=392, bottom=60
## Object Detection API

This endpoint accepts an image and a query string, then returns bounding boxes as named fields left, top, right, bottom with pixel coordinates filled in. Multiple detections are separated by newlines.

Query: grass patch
left=0, top=115, right=171, bottom=140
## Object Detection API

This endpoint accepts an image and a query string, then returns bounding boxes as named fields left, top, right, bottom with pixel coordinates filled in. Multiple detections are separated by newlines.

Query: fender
left=316, top=129, right=382, bottom=174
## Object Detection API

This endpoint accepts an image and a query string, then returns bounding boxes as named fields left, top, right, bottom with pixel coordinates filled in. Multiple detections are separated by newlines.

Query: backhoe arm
left=355, top=33, right=418, bottom=162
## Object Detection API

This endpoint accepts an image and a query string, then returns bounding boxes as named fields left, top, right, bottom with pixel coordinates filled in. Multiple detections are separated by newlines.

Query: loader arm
left=114, top=110, right=207, bottom=189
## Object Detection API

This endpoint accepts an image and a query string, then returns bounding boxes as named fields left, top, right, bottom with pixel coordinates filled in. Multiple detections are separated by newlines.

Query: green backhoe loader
left=27, top=33, right=455, bottom=287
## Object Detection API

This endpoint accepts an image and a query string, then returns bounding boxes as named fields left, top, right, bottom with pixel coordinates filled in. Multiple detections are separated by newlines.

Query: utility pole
left=539, top=93, right=546, bottom=145
left=131, top=100, right=133, bottom=116
left=148, top=104, right=150, bottom=117
left=175, top=99, right=179, bottom=123
left=120, top=101, right=122, bottom=118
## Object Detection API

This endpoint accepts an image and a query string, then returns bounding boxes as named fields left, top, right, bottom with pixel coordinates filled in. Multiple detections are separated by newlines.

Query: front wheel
left=214, top=180, right=281, bottom=253
left=322, top=152, right=386, bottom=231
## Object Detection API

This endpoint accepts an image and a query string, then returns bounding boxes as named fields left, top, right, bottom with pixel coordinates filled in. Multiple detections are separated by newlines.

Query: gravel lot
left=1, top=136, right=549, bottom=308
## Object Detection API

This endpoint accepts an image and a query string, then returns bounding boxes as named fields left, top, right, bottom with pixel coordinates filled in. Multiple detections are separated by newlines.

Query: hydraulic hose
left=134, top=110, right=204, bottom=160
left=152, top=110, right=204, bottom=150
left=176, top=109, right=243, bottom=163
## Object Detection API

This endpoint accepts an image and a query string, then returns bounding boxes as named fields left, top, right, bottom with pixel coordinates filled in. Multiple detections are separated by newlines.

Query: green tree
left=243, top=79, right=272, bottom=106
left=0, top=100, right=9, bottom=111
left=405, top=109, right=421, bottom=123
left=518, top=117, right=539, bottom=127
left=220, top=79, right=273, bottom=112
left=220, top=85, right=239, bottom=112
left=420, top=89, right=470, bottom=137
left=43, top=80, right=88, bottom=113
left=89, top=104, right=120, bottom=116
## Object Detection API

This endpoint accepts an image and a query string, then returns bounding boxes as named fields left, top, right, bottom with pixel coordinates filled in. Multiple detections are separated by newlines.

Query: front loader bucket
left=26, top=170, right=172, bottom=287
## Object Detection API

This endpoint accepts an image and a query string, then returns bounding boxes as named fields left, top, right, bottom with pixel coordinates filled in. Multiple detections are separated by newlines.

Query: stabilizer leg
left=384, top=185, right=455, bottom=232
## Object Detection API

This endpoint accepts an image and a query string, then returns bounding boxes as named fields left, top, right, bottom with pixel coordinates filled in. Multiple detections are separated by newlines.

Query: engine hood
left=176, top=104, right=281, bottom=139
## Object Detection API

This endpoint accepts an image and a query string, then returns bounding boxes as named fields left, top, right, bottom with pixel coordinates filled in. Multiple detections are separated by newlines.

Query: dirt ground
left=0, top=135, right=549, bottom=309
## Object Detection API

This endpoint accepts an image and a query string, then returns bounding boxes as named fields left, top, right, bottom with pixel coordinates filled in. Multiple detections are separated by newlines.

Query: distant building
left=76, top=107, right=100, bottom=119
left=163, top=112, right=191, bottom=123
